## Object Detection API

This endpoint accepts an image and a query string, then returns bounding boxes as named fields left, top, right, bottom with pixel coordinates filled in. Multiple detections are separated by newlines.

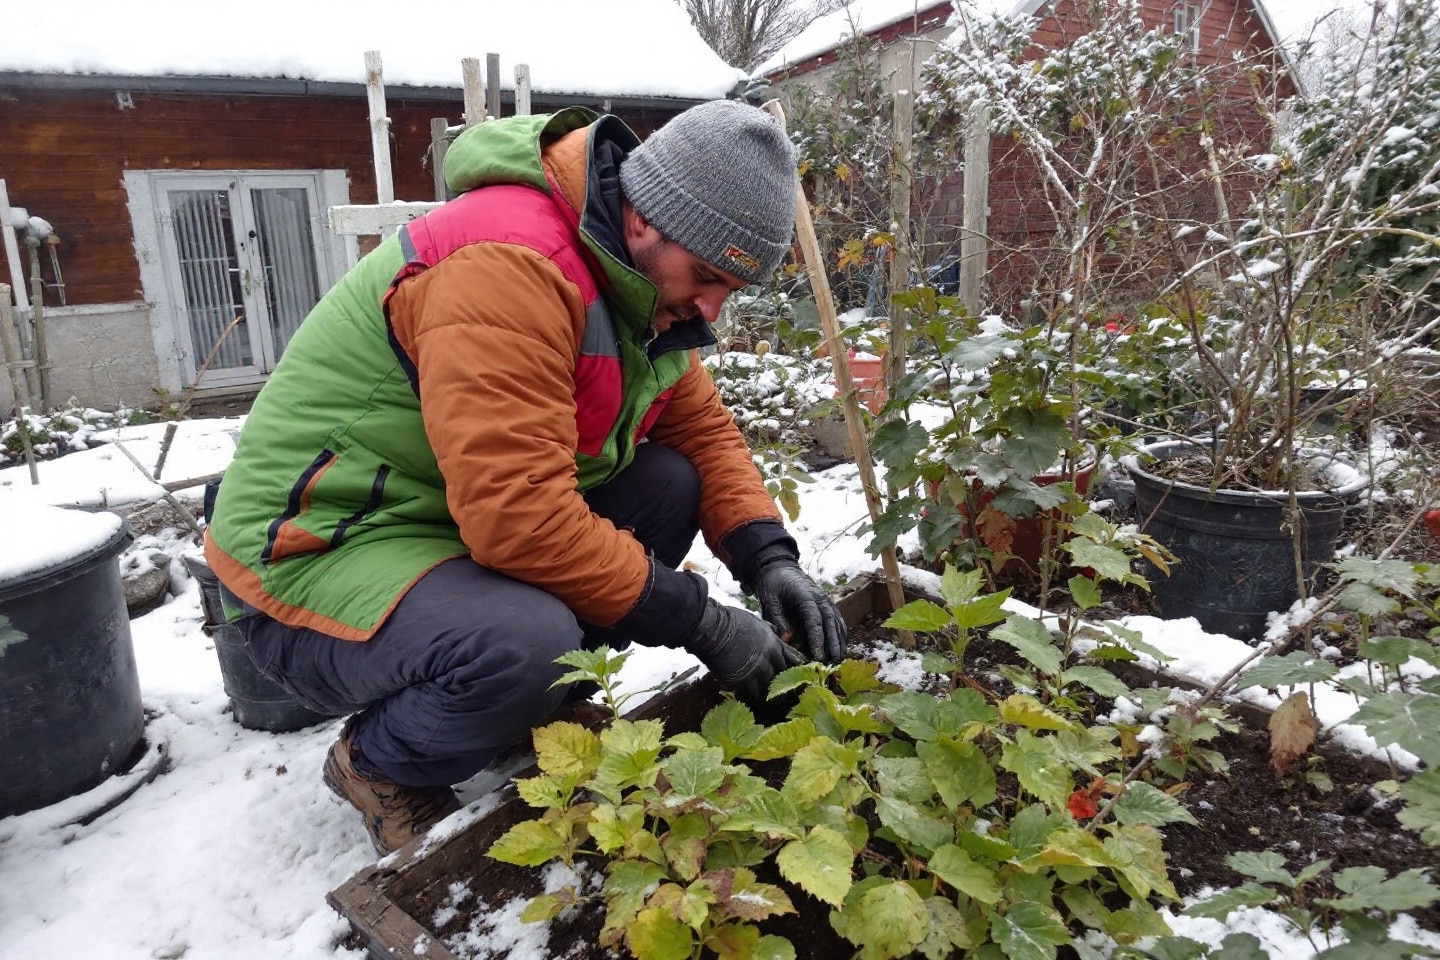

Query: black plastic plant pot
left=1122, top=440, right=1367, bottom=641
left=183, top=557, right=331, bottom=733
left=0, top=519, right=144, bottom=818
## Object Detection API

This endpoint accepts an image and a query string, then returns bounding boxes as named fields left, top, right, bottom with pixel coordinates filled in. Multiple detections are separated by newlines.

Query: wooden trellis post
left=763, top=100, right=913, bottom=646
left=959, top=103, right=991, bottom=317
left=363, top=50, right=396, bottom=238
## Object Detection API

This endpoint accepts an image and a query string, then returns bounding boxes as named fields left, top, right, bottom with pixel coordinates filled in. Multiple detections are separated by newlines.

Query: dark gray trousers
left=238, top=443, right=701, bottom=786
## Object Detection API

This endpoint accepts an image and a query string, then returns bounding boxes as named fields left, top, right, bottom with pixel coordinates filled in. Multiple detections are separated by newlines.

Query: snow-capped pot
left=0, top=505, right=142, bottom=817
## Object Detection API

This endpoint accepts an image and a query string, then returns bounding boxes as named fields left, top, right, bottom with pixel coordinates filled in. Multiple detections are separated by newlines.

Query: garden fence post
left=959, top=103, right=990, bottom=317
left=462, top=58, right=484, bottom=126
left=364, top=51, right=396, bottom=239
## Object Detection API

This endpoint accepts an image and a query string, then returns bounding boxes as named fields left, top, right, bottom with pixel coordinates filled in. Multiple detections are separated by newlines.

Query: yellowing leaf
left=777, top=826, right=854, bottom=906
left=532, top=721, right=602, bottom=779
left=835, top=161, right=851, bottom=182
left=627, top=906, right=693, bottom=960
left=486, top=819, right=568, bottom=867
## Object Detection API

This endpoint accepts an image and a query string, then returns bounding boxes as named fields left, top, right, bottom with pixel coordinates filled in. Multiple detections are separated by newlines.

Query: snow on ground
left=0, top=418, right=1433, bottom=959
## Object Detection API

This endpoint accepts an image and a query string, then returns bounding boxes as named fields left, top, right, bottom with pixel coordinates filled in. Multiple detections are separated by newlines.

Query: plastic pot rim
left=1119, top=438, right=1368, bottom=505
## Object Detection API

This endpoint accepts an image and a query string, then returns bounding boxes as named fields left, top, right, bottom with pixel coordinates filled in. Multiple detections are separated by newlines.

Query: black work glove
left=686, top=599, right=805, bottom=703
left=753, top=559, right=848, bottom=665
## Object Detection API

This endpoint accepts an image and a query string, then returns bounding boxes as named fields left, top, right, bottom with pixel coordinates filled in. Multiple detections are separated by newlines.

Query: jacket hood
left=442, top=107, right=597, bottom=196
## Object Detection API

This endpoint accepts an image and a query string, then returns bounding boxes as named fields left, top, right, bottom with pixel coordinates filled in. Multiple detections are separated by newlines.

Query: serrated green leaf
left=999, top=694, right=1075, bottom=732
left=783, top=736, right=863, bottom=804
left=959, top=828, right=1016, bottom=863
left=939, top=565, right=985, bottom=606
left=1099, top=620, right=1173, bottom=661
left=872, top=418, right=932, bottom=471
left=1034, top=827, right=1116, bottom=869
left=992, top=616, right=1064, bottom=676
left=1359, top=635, right=1440, bottom=669
left=948, top=333, right=1013, bottom=371
left=875, top=795, right=953, bottom=856
left=1008, top=804, right=1063, bottom=858
left=1059, top=886, right=1108, bottom=930
left=1101, top=897, right=1171, bottom=944
left=720, top=788, right=803, bottom=840
left=1104, top=824, right=1179, bottom=900
left=767, top=662, right=831, bottom=698
left=1397, top=769, right=1440, bottom=846
left=839, top=878, right=929, bottom=958
left=1069, top=575, right=1102, bottom=612
left=628, top=906, right=693, bottom=960
left=836, top=658, right=889, bottom=697
left=929, top=843, right=1002, bottom=903
left=743, top=717, right=818, bottom=762
left=1059, top=664, right=1132, bottom=699
left=990, top=900, right=1071, bottom=960
left=1110, top=781, right=1199, bottom=827
left=661, top=813, right=711, bottom=882
left=487, top=819, right=568, bottom=867
left=515, top=773, right=571, bottom=810
left=1000, top=731, right=1072, bottom=808
left=589, top=802, right=647, bottom=854
left=1351, top=692, right=1440, bottom=766
left=1235, top=651, right=1340, bottom=691
left=1182, top=882, right=1279, bottom=919
left=602, top=718, right=666, bottom=757
left=1225, top=850, right=1297, bottom=887
left=663, top=746, right=726, bottom=798
left=1000, top=407, right=1070, bottom=477
left=1337, top=581, right=1403, bottom=617
left=521, top=891, right=567, bottom=923
left=881, top=689, right=994, bottom=742
left=666, top=731, right=709, bottom=751
left=885, top=599, right=954, bottom=634
left=532, top=721, right=603, bottom=779
left=917, top=737, right=997, bottom=809
left=1321, top=866, right=1440, bottom=912
left=919, top=895, right=983, bottom=958
left=776, top=825, right=854, bottom=906
left=1067, top=538, right=1133, bottom=583
left=1210, top=933, right=1271, bottom=960
left=701, top=700, right=763, bottom=761
left=1334, top=556, right=1423, bottom=596
left=872, top=755, right=933, bottom=804
left=954, top=591, right=1014, bottom=631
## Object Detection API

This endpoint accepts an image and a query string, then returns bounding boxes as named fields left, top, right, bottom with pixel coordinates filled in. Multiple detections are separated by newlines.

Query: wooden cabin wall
left=0, top=85, right=682, bottom=306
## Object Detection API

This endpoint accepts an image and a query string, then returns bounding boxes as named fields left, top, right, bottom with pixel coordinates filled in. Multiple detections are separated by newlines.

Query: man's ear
left=622, top=201, right=659, bottom=249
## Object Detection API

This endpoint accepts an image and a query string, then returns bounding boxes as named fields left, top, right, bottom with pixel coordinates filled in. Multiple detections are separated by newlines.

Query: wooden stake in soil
left=762, top=99, right=914, bottom=647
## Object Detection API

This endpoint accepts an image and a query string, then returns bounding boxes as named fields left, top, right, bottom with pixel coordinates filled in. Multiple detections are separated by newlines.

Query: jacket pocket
left=262, top=448, right=392, bottom=563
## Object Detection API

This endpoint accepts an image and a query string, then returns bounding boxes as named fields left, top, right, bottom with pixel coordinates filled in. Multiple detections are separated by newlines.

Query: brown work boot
left=322, top=724, right=461, bottom=855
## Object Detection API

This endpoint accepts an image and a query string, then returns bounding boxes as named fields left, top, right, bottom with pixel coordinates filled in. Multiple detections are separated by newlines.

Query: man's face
left=630, top=231, right=749, bottom=334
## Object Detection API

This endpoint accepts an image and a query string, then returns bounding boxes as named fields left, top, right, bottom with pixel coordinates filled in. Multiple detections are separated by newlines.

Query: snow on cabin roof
left=0, top=0, right=749, bottom=102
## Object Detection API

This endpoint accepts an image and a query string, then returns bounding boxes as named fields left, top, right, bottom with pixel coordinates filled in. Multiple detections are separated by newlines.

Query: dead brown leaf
left=976, top=506, right=1017, bottom=556
left=1269, top=691, right=1319, bottom=776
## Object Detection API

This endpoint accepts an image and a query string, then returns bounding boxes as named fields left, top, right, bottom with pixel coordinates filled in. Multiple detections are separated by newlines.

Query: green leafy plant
left=1181, top=852, right=1440, bottom=958
left=488, top=514, right=1204, bottom=960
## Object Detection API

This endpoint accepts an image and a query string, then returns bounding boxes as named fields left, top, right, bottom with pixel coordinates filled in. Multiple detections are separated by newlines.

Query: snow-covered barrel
left=0, top=505, right=142, bottom=817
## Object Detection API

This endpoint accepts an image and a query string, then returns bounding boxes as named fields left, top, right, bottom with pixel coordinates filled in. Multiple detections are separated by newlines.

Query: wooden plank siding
left=0, top=85, right=682, bottom=306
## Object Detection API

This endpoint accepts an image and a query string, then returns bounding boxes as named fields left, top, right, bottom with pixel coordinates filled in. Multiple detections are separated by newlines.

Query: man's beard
left=633, top=241, right=695, bottom=328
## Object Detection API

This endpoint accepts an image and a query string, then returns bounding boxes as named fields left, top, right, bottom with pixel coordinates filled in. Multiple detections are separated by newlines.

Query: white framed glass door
left=153, top=172, right=329, bottom=388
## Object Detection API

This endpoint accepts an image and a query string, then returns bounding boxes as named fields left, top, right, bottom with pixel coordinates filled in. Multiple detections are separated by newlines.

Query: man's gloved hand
left=753, top=559, right=848, bottom=664
left=686, top=599, right=805, bottom=703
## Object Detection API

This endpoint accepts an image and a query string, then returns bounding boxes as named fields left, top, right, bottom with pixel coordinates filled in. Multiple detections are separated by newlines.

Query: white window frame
left=1174, top=2, right=1203, bottom=52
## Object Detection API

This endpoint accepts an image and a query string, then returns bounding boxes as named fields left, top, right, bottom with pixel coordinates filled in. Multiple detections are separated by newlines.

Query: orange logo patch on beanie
left=724, top=244, right=761, bottom=274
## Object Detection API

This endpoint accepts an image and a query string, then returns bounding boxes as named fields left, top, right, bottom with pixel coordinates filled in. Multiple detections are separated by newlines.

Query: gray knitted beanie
left=620, top=99, right=797, bottom=285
